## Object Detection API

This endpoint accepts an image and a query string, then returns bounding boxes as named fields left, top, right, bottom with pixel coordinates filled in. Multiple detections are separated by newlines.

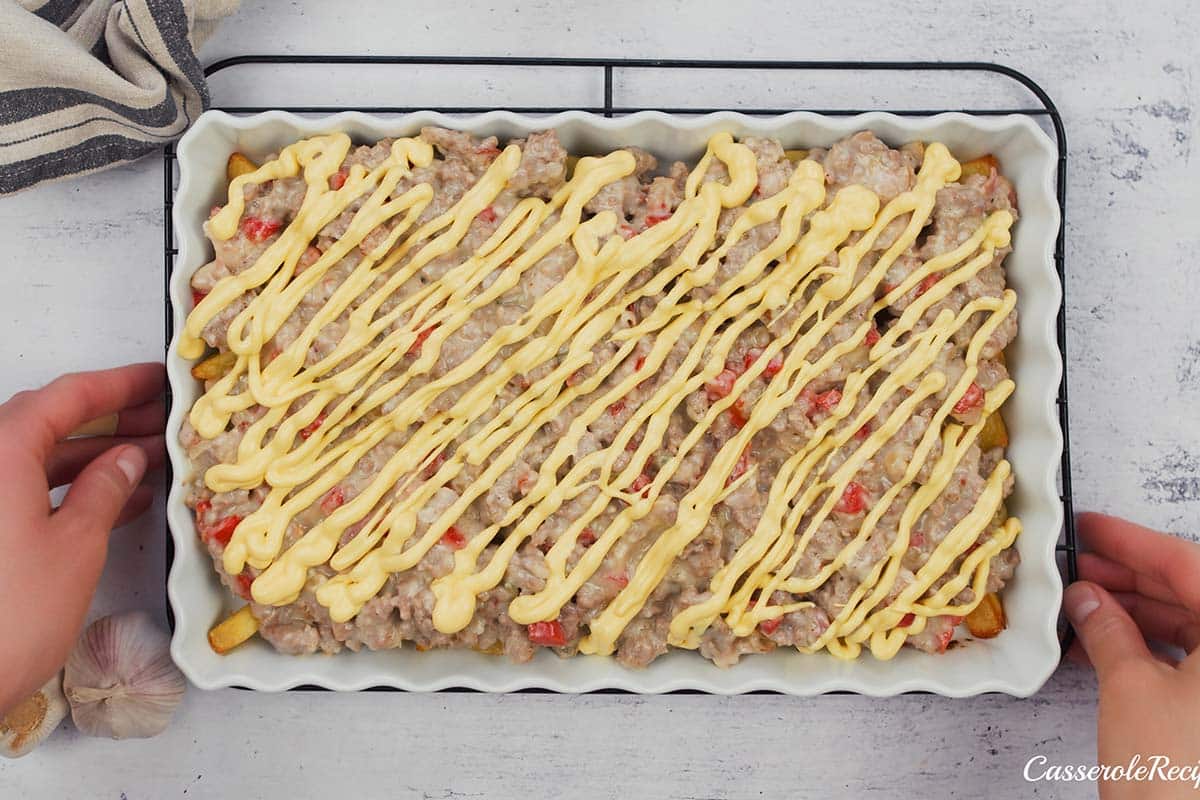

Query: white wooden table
left=3, top=2, right=1198, bottom=797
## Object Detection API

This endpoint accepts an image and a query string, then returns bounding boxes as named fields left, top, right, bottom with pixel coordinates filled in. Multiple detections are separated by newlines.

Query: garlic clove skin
left=0, top=672, right=68, bottom=758
left=64, top=611, right=186, bottom=740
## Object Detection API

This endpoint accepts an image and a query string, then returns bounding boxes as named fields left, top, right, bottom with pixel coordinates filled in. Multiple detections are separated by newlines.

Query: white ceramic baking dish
left=167, top=109, right=1063, bottom=696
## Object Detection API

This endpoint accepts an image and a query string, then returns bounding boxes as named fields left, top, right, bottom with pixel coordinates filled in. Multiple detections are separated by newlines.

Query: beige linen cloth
left=1, top=0, right=239, bottom=194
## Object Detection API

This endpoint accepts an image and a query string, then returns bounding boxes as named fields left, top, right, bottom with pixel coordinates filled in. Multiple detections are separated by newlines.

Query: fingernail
left=1065, top=583, right=1101, bottom=625
left=115, top=447, right=147, bottom=486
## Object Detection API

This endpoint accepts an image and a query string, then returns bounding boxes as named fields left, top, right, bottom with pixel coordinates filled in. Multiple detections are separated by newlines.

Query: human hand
left=0, top=363, right=166, bottom=715
left=1066, top=512, right=1200, bottom=799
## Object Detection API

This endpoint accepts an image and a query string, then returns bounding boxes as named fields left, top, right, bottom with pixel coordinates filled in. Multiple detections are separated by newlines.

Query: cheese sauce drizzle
left=183, top=132, right=1019, bottom=660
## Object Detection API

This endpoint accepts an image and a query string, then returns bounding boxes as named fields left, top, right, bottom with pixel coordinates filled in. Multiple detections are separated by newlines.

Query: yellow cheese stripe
left=183, top=131, right=1019, bottom=660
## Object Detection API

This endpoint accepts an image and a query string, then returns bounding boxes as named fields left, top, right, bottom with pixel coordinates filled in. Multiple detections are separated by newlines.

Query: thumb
left=56, top=444, right=148, bottom=534
left=1065, top=581, right=1156, bottom=680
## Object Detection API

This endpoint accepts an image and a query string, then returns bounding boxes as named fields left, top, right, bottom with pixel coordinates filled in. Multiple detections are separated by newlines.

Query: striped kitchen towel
left=1, top=0, right=239, bottom=195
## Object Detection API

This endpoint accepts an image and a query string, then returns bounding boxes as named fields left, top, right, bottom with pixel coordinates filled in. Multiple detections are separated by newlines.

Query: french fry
left=190, top=351, right=237, bottom=381
left=979, top=411, right=1009, bottom=450
left=783, top=149, right=809, bottom=164
left=226, top=152, right=257, bottom=182
left=959, top=154, right=999, bottom=180
left=69, top=413, right=119, bottom=438
left=966, top=592, right=1007, bottom=639
left=208, top=606, right=259, bottom=654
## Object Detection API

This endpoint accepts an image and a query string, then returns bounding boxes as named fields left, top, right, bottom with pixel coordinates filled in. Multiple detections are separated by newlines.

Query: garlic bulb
left=63, top=611, right=186, bottom=739
left=0, top=673, right=68, bottom=758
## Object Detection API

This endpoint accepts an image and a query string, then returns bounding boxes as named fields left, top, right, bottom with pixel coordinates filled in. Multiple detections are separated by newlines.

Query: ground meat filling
left=184, top=128, right=1021, bottom=667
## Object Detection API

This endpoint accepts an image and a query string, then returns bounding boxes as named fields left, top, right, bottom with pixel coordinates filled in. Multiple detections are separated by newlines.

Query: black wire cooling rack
left=162, top=56, right=1076, bottom=679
